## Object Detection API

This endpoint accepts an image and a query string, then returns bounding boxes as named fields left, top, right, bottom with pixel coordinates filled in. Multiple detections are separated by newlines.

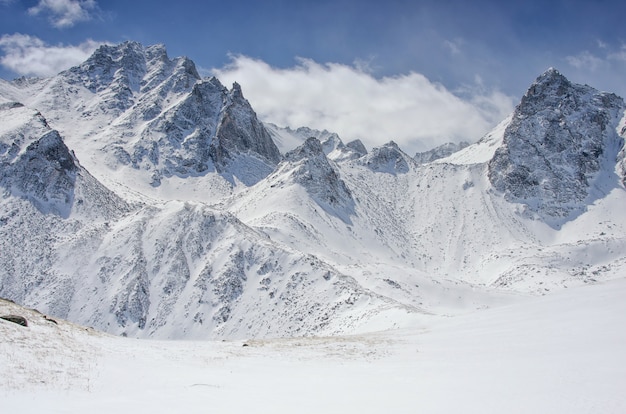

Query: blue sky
left=1, top=0, right=625, bottom=151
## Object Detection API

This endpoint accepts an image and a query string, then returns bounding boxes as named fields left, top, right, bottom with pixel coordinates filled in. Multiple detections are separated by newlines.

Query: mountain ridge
left=1, top=42, right=626, bottom=340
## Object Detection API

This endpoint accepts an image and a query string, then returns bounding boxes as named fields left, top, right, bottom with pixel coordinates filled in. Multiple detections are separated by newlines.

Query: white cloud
left=566, top=51, right=605, bottom=71
left=0, top=33, right=103, bottom=77
left=212, top=55, right=514, bottom=153
left=28, top=0, right=98, bottom=28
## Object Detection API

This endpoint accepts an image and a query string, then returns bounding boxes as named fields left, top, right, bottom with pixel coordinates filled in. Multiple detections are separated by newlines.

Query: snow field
left=2, top=277, right=625, bottom=413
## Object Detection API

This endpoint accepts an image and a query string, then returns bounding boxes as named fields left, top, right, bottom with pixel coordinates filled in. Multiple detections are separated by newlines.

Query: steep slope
left=0, top=102, right=77, bottom=218
left=0, top=98, right=418, bottom=340
left=0, top=100, right=128, bottom=220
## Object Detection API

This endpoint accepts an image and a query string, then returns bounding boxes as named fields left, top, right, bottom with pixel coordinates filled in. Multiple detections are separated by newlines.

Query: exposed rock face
left=0, top=314, right=28, bottom=327
left=319, top=132, right=345, bottom=155
left=488, top=68, right=625, bottom=222
left=210, top=82, right=282, bottom=171
left=13, top=41, right=281, bottom=187
left=346, top=139, right=368, bottom=156
left=414, top=141, right=470, bottom=164
left=284, top=137, right=353, bottom=208
left=64, top=42, right=200, bottom=114
left=0, top=104, right=128, bottom=219
left=0, top=105, right=77, bottom=217
left=319, top=135, right=367, bottom=162
left=360, top=141, right=416, bottom=174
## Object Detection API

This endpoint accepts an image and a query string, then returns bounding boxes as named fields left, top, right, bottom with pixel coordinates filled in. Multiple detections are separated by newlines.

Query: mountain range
left=1, top=41, right=625, bottom=340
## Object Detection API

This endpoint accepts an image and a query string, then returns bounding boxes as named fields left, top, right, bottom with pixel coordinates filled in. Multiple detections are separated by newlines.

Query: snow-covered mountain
left=0, top=80, right=412, bottom=340
left=488, top=68, right=625, bottom=225
left=1, top=42, right=626, bottom=340
left=0, top=41, right=280, bottom=202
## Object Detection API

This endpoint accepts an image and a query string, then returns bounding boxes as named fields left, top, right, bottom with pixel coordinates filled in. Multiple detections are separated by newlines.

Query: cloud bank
left=213, top=56, right=514, bottom=153
left=28, top=0, right=98, bottom=28
left=0, top=33, right=103, bottom=77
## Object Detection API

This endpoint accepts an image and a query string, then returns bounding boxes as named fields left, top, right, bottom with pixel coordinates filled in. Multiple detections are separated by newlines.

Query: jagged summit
left=62, top=41, right=200, bottom=114
left=488, top=68, right=625, bottom=224
left=211, top=80, right=281, bottom=172
left=5, top=41, right=280, bottom=194
left=320, top=132, right=344, bottom=155
left=285, top=136, right=326, bottom=161
left=534, top=67, right=564, bottom=83
left=360, top=140, right=417, bottom=174
left=278, top=137, right=354, bottom=215
left=346, top=139, right=367, bottom=156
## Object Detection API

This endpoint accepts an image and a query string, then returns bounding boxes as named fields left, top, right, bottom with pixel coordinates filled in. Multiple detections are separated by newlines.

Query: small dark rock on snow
left=1, top=314, right=28, bottom=327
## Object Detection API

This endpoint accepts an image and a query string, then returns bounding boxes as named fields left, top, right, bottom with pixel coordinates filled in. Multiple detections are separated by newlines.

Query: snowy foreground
left=2, top=278, right=625, bottom=414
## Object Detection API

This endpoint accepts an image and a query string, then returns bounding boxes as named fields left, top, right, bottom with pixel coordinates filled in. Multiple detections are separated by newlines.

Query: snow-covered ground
left=2, top=277, right=625, bottom=414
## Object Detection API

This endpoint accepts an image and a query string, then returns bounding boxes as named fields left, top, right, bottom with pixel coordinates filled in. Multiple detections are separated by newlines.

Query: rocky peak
left=74, top=41, right=146, bottom=90
left=144, top=43, right=168, bottom=62
left=320, top=133, right=345, bottom=155
left=346, top=139, right=367, bottom=156
left=285, top=136, right=325, bottom=162
left=230, top=82, right=244, bottom=100
left=488, top=69, right=625, bottom=224
left=0, top=105, right=77, bottom=217
left=64, top=42, right=201, bottom=113
left=532, top=67, right=567, bottom=88
left=517, top=68, right=578, bottom=116
left=360, top=141, right=416, bottom=174
left=283, top=137, right=353, bottom=211
left=210, top=82, right=281, bottom=170
left=322, top=135, right=369, bottom=162
left=1, top=104, right=128, bottom=220
left=30, top=41, right=280, bottom=188
left=193, top=76, right=228, bottom=97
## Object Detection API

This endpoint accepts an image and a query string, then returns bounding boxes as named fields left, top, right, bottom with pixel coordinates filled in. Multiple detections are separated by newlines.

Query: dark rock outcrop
left=488, top=68, right=625, bottom=222
left=1, top=314, right=28, bottom=327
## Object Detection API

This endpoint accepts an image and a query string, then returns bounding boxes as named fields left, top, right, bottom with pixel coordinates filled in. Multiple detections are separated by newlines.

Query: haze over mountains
left=1, top=41, right=625, bottom=340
